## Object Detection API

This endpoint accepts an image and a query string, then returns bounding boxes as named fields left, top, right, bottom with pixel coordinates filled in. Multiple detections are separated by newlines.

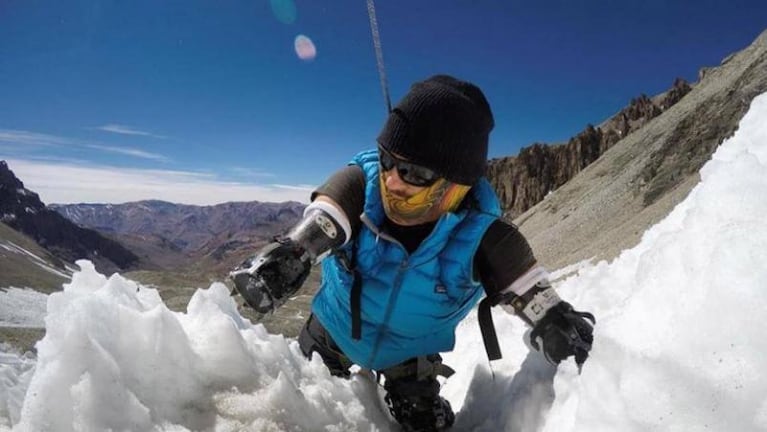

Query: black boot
left=383, top=376, right=455, bottom=431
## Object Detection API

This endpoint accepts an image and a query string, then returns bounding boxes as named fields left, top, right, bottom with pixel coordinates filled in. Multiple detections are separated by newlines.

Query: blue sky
left=1, top=0, right=765, bottom=205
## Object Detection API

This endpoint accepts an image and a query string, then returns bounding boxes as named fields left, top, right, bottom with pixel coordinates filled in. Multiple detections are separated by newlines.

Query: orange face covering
left=380, top=174, right=471, bottom=226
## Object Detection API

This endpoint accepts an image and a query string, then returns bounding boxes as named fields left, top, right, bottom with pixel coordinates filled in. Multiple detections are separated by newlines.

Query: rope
left=366, top=0, right=392, bottom=113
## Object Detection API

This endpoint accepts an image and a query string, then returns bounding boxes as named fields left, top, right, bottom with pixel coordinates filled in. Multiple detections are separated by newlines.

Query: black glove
left=229, top=238, right=311, bottom=314
left=529, top=301, right=595, bottom=370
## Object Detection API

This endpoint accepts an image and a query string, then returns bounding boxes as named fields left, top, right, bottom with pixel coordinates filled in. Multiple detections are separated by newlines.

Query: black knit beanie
left=377, top=74, right=495, bottom=185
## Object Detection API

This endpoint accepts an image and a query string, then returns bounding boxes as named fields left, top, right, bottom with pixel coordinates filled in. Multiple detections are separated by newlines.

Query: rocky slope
left=488, top=78, right=692, bottom=219
left=0, top=221, right=71, bottom=292
left=513, top=29, right=767, bottom=270
left=0, top=161, right=139, bottom=274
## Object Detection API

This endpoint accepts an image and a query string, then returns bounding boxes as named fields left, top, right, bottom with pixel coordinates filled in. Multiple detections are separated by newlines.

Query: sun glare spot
left=294, top=35, right=317, bottom=61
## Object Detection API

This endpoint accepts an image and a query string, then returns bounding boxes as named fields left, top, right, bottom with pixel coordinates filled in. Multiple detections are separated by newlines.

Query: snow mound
left=11, top=261, right=393, bottom=431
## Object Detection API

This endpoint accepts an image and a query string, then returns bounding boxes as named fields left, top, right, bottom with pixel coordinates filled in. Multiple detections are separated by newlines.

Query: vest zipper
left=360, top=214, right=403, bottom=248
left=360, top=213, right=410, bottom=367
left=368, top=258, right=408, bottom=366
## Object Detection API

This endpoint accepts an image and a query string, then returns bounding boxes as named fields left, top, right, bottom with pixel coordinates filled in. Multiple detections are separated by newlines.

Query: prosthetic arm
left=498, top=267, right=595, bottom=370
left=229, top=199, right=351, bottom=313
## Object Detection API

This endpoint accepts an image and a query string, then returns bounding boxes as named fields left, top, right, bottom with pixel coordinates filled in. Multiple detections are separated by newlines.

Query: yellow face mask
left=380, top=173, right=471, bottom=226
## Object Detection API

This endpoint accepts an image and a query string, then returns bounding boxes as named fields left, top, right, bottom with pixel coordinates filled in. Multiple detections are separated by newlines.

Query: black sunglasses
left=378, top=147, right=440, bottom=187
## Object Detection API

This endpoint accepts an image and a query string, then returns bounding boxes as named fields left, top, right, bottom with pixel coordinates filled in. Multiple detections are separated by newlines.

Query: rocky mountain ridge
left=514, top=28, right=767, bottom=269
left=488, top=78, right=692, bottom=219
left=0, top=161, right=139, bottom=274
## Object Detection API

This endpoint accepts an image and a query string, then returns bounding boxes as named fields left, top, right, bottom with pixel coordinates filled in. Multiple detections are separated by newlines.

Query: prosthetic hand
left=230, top=238, right=311, bottom=313
left=229, top=200, right=351, bottom=314
left=528, top=300, right=595, bottom=370
left=500, top=270, right=595, bottom=370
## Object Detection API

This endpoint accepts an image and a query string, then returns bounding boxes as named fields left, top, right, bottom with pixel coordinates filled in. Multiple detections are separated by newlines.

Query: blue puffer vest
left=311, top=149, right=501, bottom=370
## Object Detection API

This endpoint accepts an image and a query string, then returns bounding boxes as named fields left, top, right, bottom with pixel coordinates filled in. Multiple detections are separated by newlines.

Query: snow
left=0, top=348, right=35, bottom=429
left=0, top=92, right=766, bottom=431
left=0, top=289, right=47, bottom=328
left=548, top=258, right=596, bottom=282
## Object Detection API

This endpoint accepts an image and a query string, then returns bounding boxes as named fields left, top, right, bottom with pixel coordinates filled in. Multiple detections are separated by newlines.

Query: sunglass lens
left=378, top=148, right=439, bottom=187
left=400, top=165, right=437, bottom=186
left=380, top=151, right=395, bottom=171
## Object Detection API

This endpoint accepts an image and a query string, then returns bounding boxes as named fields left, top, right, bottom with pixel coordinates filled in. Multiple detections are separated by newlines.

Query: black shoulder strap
left=350, top=265, right=362, bottom=340
left=334, top=245, right=363, bottom=340
left=478, top=296, right=503, bottom=361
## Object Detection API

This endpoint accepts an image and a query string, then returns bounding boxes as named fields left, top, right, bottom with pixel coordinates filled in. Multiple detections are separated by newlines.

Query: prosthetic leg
left=381, top=355, right=455, bottom=432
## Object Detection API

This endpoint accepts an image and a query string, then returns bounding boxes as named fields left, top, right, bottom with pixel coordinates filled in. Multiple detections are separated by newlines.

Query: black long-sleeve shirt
left=311, top=165, right=538, bottom=298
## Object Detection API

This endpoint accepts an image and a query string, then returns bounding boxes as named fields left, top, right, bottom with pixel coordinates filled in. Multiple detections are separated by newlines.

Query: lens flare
left=270, top=0, right=297, bottom=24
left=294, top=35, right=317, bottom=61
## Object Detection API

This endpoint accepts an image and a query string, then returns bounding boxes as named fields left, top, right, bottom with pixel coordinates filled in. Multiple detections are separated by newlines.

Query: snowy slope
left=1, top=92, right=766, bottom=431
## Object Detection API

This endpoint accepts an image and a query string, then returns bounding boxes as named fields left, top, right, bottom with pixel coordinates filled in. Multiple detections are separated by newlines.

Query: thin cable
left=366, top=0, right=392, bottom=113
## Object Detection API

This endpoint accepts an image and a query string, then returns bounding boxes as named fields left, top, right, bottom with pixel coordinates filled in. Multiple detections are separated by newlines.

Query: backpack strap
left=350, top=269, right=363, bottom=340
left=478, top=291, right=516, bottom=361
left=333, top=245, right=363, bottom=340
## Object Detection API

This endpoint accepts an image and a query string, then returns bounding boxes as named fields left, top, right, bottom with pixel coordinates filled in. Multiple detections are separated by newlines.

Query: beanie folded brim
left=377, top=74, right=494, bottom=186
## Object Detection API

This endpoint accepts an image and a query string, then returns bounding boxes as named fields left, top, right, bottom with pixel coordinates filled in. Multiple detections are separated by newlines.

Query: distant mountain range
left=48, top=200, right=305, bottom=274
left=0, top=160, right=305, bottom=289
